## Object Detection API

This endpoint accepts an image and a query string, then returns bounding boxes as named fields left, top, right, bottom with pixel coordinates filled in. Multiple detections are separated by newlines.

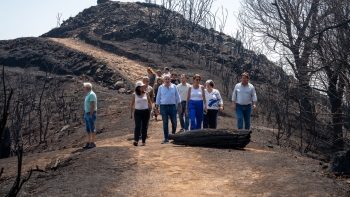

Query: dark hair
left=135, top=86, right=142, bottom=96
left=164, top=67, right=169, bottom=71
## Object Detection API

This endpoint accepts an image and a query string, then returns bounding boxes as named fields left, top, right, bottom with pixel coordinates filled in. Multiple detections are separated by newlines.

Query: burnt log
left=169, top=129, right=251, bottom=148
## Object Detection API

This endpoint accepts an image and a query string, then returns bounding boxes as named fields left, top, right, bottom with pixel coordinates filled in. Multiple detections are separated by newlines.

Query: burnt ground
left=0, top=66, right=349, bottom=196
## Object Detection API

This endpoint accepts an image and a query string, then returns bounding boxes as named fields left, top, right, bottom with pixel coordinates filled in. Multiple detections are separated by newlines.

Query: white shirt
left=162, top=72, right=170, bottom=78
left=135, top=93, right=149, bottom=109
left=190, top=86, right=203, bottom=101
left=231, top=83, right=257, bottom=105
left=205, top=89, right=223, bottom=110
left=177, top=83, right=191, bottom=101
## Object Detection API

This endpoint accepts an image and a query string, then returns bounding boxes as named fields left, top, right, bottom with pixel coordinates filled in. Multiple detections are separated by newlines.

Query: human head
left=156, top=69, right=162, bottom=77
left=142, top=76, right=150, bottom=87
left=135, top=81, right=145, bottom=95
left=83, top=82, right=92, bottom=93
left=147, top=67, right=155, bottom=75
left=205, top=79, right=214, bottom=90
left=171, top=71, right=178, bottom=79
left=180, top=74, right=187, bottom=83
left=164, top=67, right=170, bottom=73
left=157, top=77, right=163, bottom=85
left=192, top=74, right=201, bottom=84
left=241, top=72, right=250, bottom=84
left=163, top=74, right=171, bottom=85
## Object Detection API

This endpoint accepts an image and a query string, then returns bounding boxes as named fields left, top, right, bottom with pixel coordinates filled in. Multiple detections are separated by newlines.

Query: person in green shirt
left=83, top=82, right=97, bottom=149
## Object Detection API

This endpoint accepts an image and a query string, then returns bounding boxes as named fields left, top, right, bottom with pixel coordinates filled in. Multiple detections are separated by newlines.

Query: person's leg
left=169, top=106, right=177, bottom=134
left=141, top=109, right=150, bottom=143
left=90, top=112, right=97, bottom=143
left=203, top=112, right=209, bottom=128
left=243, top=105, right=252, bottom=130
left=213, top=110, right=219, bottom=129
left=160, top=106, right=169, bottom=140
left=195, top=101, right=204, bottom=130
left=184, top=107, right=189, bottom=131
left=188, top=100, right=196, bottom=130
left=134, top=110, right=142, bottom=143
left=236, top=104, right=244, bottom=129
left=178, top=102, right=185, bottom=129
left=207, top=109, right=218, bottom=129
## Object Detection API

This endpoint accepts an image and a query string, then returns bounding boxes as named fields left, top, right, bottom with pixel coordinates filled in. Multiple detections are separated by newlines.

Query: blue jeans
left=85, top=112, right=97, bottom=134
left=188, top=100, right=204, bottom=130
left=179, top=101, right=189, bottom=130
left=236, top=104, right=252, bottom=130
left=160, top=105, right=178, bottom=140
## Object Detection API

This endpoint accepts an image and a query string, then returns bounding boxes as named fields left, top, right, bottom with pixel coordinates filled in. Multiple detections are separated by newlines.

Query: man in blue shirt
left=83, top=82, right=97, bottom=148
left=155, top=74, right=182, bottom=144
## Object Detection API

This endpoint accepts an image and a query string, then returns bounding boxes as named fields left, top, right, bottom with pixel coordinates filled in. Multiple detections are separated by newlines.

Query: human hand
left=178, top=108, right=182, bottom=114
left=185, top=109, right=188, bottom=114
left=219, top=106, right=224, bottom=112
left=130, top=114, right=133, bottom=119
left=253, top=104, right=257, bottom=110
left=232, top=105, right=236, bottom=110
left=204, top=106, right=207, bottom=113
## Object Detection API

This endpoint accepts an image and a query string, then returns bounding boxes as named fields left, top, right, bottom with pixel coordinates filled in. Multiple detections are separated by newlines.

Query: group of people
left=80, top=68, right=257, bottom=148
left=129, top=67, right=258, bottom=146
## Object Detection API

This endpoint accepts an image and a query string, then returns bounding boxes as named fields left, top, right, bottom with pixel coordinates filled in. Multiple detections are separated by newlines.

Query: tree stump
left=169, top=129, right=251, bottom=148
left=329, top=150, right=350, bottom=174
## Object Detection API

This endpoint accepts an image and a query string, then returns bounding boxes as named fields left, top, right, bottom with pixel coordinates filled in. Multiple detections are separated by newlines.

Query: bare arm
left=146, top=93, right=152, bottom=108
left=201, top=86, right=207, bottom=111
left=90, top=102, right=95, bottom=117
left=186, top=87, right=191, bottom=113
left=130, top=94, right=135, bottom=118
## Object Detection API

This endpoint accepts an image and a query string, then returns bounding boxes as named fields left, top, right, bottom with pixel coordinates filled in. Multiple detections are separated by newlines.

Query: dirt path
left=49, top=38, right=147, bottom=82
left=97, top=117, right=348, bottom=196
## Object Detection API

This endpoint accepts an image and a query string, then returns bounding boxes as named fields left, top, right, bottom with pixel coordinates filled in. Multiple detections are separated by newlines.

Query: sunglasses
left=195, top=78, right=201, bottom=81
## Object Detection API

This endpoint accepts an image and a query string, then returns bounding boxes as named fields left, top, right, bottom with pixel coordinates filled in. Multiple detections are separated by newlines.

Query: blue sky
left=0, top=0, right=240, bottom=40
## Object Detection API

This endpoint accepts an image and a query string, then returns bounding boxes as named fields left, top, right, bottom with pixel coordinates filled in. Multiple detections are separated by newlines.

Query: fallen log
left=169, top=129, right=251, bottom=148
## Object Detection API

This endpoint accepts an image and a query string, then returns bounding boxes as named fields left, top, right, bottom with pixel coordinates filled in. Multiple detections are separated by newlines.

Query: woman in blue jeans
left=130, top=81, right=152, bottom=146
left=186, top=74, right=207, bottom=130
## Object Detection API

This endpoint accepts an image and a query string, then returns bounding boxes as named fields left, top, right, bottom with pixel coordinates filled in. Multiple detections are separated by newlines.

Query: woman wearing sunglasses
left=186, top=74, right=207, bottom=130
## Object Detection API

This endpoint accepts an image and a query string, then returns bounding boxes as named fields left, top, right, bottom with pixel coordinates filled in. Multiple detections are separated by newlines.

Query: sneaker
left=141, top=142, right=146, bottom=146
left=161, top=139, right=169, bottom=144
left=133, top=141, right=138, bottom=146
left=89, top=142, right=96, bottom=148
left=83, top=142, right=90, bottom=149
left=179, top=128, right=184, bottom=133
left=184, top=129, right=189, bottom=132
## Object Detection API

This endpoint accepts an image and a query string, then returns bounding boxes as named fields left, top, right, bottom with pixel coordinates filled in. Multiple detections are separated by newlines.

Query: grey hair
left=83, top=82, right=92, bottom=89
left=142, top=76, right=150, bottom=81
left=180, top=74, right=186, bottom=78
left=205, top=80, right=214, bottom=88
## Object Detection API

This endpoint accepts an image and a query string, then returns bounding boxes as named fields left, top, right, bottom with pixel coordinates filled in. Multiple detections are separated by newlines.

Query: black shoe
left=83, top=142, right=90, bottom=149
left=89, top=142, right=96, bottom=148
left=133, top=141, right=138, bottom=146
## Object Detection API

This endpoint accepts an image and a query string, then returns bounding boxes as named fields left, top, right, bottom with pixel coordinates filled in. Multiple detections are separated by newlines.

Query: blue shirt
left=85, top=90, right=97, bottom=113
left=155, top=84, right=181, bottom=105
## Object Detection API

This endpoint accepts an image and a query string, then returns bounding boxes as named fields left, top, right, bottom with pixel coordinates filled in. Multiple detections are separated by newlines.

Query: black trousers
left=203, top=109, right=219, bottom=129
left=134, top=109, right=150, bottom=143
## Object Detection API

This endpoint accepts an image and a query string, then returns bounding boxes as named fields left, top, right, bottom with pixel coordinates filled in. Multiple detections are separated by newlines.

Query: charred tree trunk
left=168, top=129, right=251, bottom=148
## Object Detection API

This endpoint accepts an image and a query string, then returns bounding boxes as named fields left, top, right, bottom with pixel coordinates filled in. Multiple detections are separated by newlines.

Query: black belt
left=181, top=101, right=187, bottom=103
left=135, top=109, right=149, bottom=111
left=160, top=104, right=176, bottom=106
left=86, top=111, right=96, bottom=114
left=237, top=103, right=251, bottom=106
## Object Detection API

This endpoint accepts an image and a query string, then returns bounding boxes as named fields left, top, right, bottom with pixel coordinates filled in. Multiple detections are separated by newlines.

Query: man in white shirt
left=231, top=72, right=257, bottom=130
left=177, top=74, right=191, bottom=132
left=162, top=67, right=170, bottom=78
